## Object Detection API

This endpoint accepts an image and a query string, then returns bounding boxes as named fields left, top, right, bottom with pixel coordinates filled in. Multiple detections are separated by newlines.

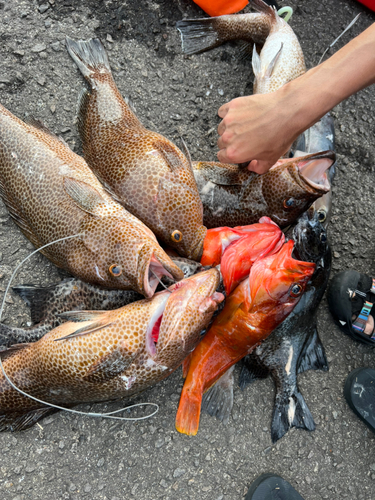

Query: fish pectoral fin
left=193, top=162, right=243, bottom=186
left=264, top=42, right=284, bottom=79
left=0, top=407, right=57, bottom=433
left=63, top=177, right=109, bottom=216
left=251, top=43, right=262, bottom=78
left=83, top=341, right=137, bottom=383
left=201, top=366, right=235, bottom=425
left=153, top=139, right=185, bottom=172
left=55, top=310, right=112, bottom=340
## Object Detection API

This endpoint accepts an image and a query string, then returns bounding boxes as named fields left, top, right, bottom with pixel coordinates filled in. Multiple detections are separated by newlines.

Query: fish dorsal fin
left=0, top=342, right=32, bottom=361
left=63, top=177, right=108, bottom=215
left=82, top=340, right=138, bottom=383
left=265, top=42, right=283, bottom=78
left=153, top=139, right=185, bottom=173
left=193, top=161, right=243, bottom=186
left=55, top=310, right=112, bottom=340
left=24, top=116, right=70, bottom=148
left=252, top=44, right=261, bottom=78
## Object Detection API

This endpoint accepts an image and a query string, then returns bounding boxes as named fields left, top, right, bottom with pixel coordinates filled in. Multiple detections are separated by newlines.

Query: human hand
left=217, top=93, right=296, bottom=174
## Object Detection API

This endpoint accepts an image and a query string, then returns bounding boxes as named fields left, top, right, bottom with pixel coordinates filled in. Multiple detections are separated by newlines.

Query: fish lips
left=296, top=150, right=335, bottom=192
left=150, top=269, right=224, bottom=362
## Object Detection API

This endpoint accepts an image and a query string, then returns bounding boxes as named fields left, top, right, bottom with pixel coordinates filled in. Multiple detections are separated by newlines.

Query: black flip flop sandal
left=245, top=473, right=304, bottom=500
left=344, top=367, right=375, bottom=434
left=327, top=270, right=375, bottom=346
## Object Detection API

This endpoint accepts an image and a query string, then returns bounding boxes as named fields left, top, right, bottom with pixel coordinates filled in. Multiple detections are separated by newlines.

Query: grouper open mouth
left=297, top=150, right=335, bottom=192
left=144, top=254, right=174, bottom=298
left=145, top=269, right=224, bottom=357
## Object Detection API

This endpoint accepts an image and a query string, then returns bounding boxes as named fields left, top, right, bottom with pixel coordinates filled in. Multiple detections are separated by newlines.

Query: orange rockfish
left=201, top=217, right=285, bottom=295
left=0, top=269, right=224, bottom=432
left=65, top=37, right=206, bottom=261
left=175, top=240, right=315, bottom=436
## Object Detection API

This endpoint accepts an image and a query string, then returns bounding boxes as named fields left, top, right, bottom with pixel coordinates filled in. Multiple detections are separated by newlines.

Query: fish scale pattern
left=0, top=102, right=183, bottom=295
left=0, top=269, right=222, bottom=428
left=67, top=38, right=207, bottom=260
left=193, top=159, right=328, bottom=228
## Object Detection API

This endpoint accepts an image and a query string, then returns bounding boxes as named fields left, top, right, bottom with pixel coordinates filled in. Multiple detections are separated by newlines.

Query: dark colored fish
left=0, top=258, right=204, bottom=349
left=238, top=209, right=331, bottom=442
left=176, top=0, right=273, bottom=55
left=0, top=269, right=224, bottom=432
left=192, top=151, right=334, bottom=229
left=65, top=37, right=206, bottom=261
left=0, top=103, right=184, bottom=297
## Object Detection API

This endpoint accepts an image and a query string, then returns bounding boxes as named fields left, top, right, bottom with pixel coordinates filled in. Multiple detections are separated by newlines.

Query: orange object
left=192, top=0, right=249, bottom=17
left=175, top=240, right=315, bottom=435
left=201, top=217, right=285, bottom=295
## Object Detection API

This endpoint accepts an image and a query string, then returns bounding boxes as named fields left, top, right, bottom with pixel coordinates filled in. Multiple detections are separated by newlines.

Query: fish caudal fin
left=271, top=386, right=315, bottom=443
left=297, top=328, right=329, bottom=374
left=238, top=354, right=269, bottom=389
left=201, top=366, right=235, bottom=425
left=175, top=387, right=203, bottom=436
left=65, top=36, right=112, bottom=82
left=0, top=407, right=57, bottom=432
left=176, top=18, right=223, bottom=55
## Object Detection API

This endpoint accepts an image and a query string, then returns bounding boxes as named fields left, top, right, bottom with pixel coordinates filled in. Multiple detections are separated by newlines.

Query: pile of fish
left=0, top=0, right=335, bottom=441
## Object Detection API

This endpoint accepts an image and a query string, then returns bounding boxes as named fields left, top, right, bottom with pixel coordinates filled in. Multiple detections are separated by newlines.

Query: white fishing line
left=0, top=233, right=159, bottom=423
left=318, top=13, right=361, bottom=65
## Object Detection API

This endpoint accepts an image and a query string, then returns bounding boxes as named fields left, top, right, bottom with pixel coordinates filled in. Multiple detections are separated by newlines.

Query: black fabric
left=327, top=270, right=375, bottom=346
left=344, top=368, right=375, bottom=434
left=245, top=474, right=304, bottom=500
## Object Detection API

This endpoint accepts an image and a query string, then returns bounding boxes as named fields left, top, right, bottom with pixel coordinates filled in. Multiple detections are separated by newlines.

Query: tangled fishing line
left=0, top=233, right=159, bottom=423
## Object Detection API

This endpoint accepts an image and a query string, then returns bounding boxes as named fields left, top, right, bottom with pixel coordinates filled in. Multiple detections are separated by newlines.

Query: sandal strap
left=371, top=278, right=375, bottom=294
left=352, top=301, right=373, bottom=335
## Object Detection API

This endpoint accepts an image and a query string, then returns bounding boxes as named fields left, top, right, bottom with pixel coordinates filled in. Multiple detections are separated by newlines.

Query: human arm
left=217, top=22, right=375, bottom=173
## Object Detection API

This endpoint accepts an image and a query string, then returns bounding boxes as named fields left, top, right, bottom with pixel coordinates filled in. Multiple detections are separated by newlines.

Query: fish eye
left=283, top=198, right=295, bottom=209
left=171, top=230, right=183, bottom=243
left=290, top=284, right=303, bottom=297
left=318, top=210, right=327, bottom=222
left=109, top=264, right=122, bottom=277
left=320, top=233, right=327, bottom=243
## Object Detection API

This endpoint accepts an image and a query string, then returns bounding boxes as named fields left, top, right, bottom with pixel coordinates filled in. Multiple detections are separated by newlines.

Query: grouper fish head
left=145, top=268, right=224, bottom=365
left=264, top=150, right=335, bottom=226
left=71, top=215, right=184, bottom=297
left=243, top=240, right=315, bottom=328
left=156, top=178, right=207, bottom=261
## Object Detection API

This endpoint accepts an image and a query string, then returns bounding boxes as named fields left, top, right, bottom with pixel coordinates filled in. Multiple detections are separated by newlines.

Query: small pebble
left=31, top=43, right=46, bottom=53
left=38, top=4, right=49, bottom=14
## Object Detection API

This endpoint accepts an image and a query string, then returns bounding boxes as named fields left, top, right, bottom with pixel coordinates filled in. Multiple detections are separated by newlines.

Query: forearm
left=280, top=22, right=375, bottom=138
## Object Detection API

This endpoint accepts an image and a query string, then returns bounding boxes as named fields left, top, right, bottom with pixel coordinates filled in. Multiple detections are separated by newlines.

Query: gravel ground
left=0, top=1, right=374, bottom=499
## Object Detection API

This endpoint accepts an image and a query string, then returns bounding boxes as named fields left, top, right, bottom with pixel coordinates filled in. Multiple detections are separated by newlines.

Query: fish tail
left=175, top=385, right=203, bottom=436
left=176, top=18, right=224, bottom=55
left=0, top=407, right=56, bottom=432
left=271, top=386, right=315, bottom=443
left=65, top=36, right=112, bottom=83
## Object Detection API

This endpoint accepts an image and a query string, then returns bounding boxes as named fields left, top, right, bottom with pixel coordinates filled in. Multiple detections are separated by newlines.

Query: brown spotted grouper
left=0, top=103, right=183, bottom=296
left=65, top=37, right=206, bottom=261
left=0, top=269, right=224, bottom=432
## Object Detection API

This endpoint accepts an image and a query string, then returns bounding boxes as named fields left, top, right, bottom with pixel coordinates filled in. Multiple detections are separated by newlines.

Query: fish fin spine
left=249, top=0, right=276, bottom=18
left=65, top=36, right=112, bottom=82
